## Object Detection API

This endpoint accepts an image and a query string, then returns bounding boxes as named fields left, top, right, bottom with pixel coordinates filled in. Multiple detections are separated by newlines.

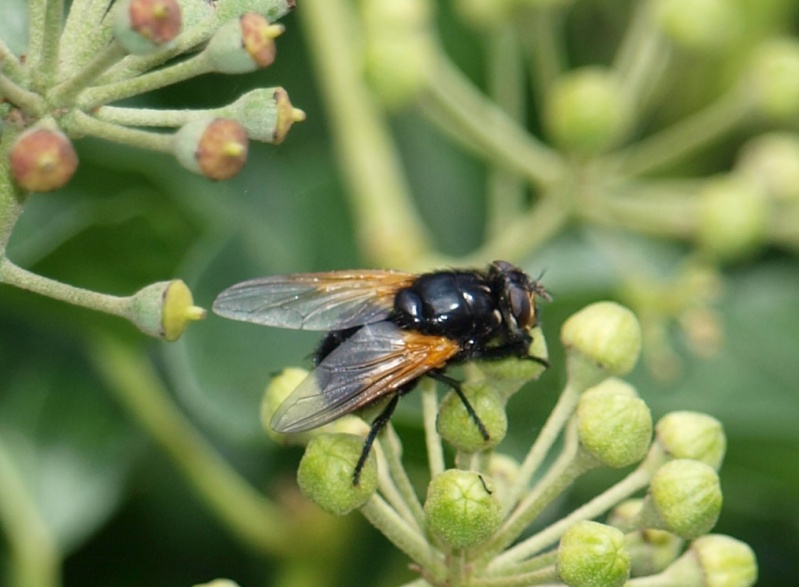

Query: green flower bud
left=655, top=411, right=726, bottom=470
left=696, top=174, right=768, bottom=261
left=576, top=390, right=652, bottom=468
left=10, top=127, right=78, bottom=192
left=173, top=118, right=249, bottom=179
left=437, top=382, right=507, bottom=452
left=691, top=534, right=758, bottom=587
left=626, top=529, right=684, bottom=576
left=262, top=368, right=309, bottom=443
left=545, top=67, right=631, bottom=154
left=130, top=279, right=206, bottom=341
left=583, top=377, right=639, bottom=399
left=222, top=88, right=305, bottom=144
left=561, top=302, right=642, bottom=385
left=206, top=13, right=284, bottom=73
left=453, top=0, right=516, bottom=29
left=737, top=132, right=799, bottom=202
left=476, top=326, right=549, bottom=398
left=645, top=459, right=722, bottom=539
left=297, top=433, right=377, bottom=515
left=748, top=38, right=799, bottom=120
left=114, top=0, right=182, bottom=55
left=557, top=521, right=631, bottom=587
left=193, top=580, right=240, bottom=587
left=362, top=0, right=434, bottom=108
left=424, top=470, right=503, bottom=549
left=654, top=0, right=741, bottom=52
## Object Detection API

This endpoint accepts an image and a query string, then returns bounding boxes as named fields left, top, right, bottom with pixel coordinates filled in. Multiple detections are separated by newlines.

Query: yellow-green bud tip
left=130, top=279, right=204, bottom=341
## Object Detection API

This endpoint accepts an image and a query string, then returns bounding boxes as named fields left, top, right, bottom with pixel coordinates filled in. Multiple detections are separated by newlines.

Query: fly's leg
left=427, top=371, right=490, bottom=441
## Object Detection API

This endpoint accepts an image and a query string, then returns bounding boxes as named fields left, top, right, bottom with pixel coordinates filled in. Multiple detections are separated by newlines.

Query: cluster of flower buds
left=4, top=0, right=305, bottom=193
left=262, top=302, right=757, bottom=587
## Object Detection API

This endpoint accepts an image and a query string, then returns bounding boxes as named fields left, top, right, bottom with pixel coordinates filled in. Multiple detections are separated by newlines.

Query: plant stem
left=79, top=52, right=214, bottom=109
left=472, top=565, right=558, bottom=587
left=0, top=74, right=47, bottom=116
left=51, top=42, right=127, bottom=104
left=0, top=257, right=132, bottom=317
left=31, top=0, right=65, bottom=92
left=611, top=84, right=754, bottom=176
left=489, top=467, right=653, bottom=571
left=422, top=379, right=446, bottom=479
left=298, top=0, right=432, bottom=268
left=420, top=53, right=565, bottom=189
left=0, top=442, right=61, bottom=587
left=0, top=39, right=25, bottom=80
left=63, top=110, right=173, bottom=152
left=361, top=495, right=446, bottom=581
left=383, top=424, right=427, bottom=530
left=91, top=336, right=293, bottom=557
left=94, top=105, right=207, bottom=127
left=486, top=25, right=527, bottom=241
left=523, top=6, right=565, bottom=103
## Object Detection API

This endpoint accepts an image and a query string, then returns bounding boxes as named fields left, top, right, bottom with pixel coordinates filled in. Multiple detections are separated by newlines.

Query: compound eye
left=508, top=285, right=533, bottom=328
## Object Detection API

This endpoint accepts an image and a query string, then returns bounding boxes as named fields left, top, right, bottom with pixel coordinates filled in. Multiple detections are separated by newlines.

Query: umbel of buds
left=265, top=301, right=756, bottom=587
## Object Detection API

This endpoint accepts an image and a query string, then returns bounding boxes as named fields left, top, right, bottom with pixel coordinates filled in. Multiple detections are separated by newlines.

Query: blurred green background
left=2, top=0, right=799, bottom=585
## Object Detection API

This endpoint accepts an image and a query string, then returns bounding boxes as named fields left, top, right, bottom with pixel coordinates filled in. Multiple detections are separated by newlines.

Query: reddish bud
left=174, top=118, right=248, bottom=180
left=241, top=13, right=282, bottom=68
left=129, top=0, right=182, bottom=45
left=10, top=128, right=79, bottom=192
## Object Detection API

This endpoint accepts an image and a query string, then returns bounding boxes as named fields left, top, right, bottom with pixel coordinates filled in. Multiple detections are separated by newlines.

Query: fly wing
left=271, top=322, right=461, bottom=433
left=212, top=270, right=415, bottom=330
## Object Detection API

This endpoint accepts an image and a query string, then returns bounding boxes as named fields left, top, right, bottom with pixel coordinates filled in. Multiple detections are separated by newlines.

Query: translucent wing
left=212, top=270, right=415, bottom=331
left=271, top=322, right=461, bottom=433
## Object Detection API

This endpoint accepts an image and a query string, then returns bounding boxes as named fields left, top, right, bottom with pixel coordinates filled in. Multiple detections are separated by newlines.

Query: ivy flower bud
left=557, top=521, right=631, bottom=587
left=545, top=67, right=631, bottom=154
left=130, top=279, right=206, bottom=341
left=697, top=174, right=768, bottom=261
left=575, top=389, right=652, bottom=468
left=475, top=326, right=549, bottom=398
left=114, top=0, right=182, bottom=55
left=194, top=581, right=240, bottom=587
left=690, top=534, right=758, bottom=587
left=174, top=118, right=249, bottom=180
left=654, top=0, right=741, bottom=52
left=561, top=302, right=642, bottom=386
left=207, top=14, right=284, bottom=73
left=737, top=132, right=799, bottom=202
left=10, top=128, right=78, bottom=192
left=262, top=368, right=309, bottom=443
left=437, top=382, right=507, bottom=452
left=655, top=411, right=726, bottom=470
left=645, top=459, right=722, bottom=539
left=222, top=88, right=305, bottom=145
left=583, top=377, right=639, bottom=399
left=748, top=38, right=799, bottom=120
left=453, top=0, right=516, bottom=29
left=297, top=433, right=377, bottom=515
left=424, top=470, right=502, bottom=549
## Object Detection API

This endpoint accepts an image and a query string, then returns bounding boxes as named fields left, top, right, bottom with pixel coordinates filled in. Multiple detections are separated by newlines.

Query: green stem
left=31, top=0, right=65, bottom=92
left=0, top=442, right=62, bottom=587
left=0, top=125, right=26, bottom=253
left=51, top=42, right=127, bottom=105
left=375, top=441, right=421, bottom=532
left=489, top=467, right=653, bottom=571
left=472, top=566, right=558, bottom=587
left=59, top=0, right=115, bottom=72
left=94, top=104, right=213, bottom=128
left=486, top=25, right=527, bottom=241
left=420, top=53, right=565, bottom=190
left=478, top=426, right=596, bottom=563
left=522, top=6, right=565, bottom=103
left=91, top=336, right=292, bottom=557
left=0, top=74, right=47, bottom=116
left=26, top=0, right=47, bottom=76
left=62, top=110, right=173, bottom=152
left=0, top=257, right=132, bottom=316
left=360, top=495, right=446, bottom=581
left=422, top=379, right=446, bottom=479
left=507, top=381, right=580, bottom=506
left=78, top=51, right=214, bottom=109
left=0, top=39, right=25, bottom=80
left=611, top=84, right=754, bottom=176
left=298, top=0, right=432, bottom=268
left=383, top=424, right=427, bottom=530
